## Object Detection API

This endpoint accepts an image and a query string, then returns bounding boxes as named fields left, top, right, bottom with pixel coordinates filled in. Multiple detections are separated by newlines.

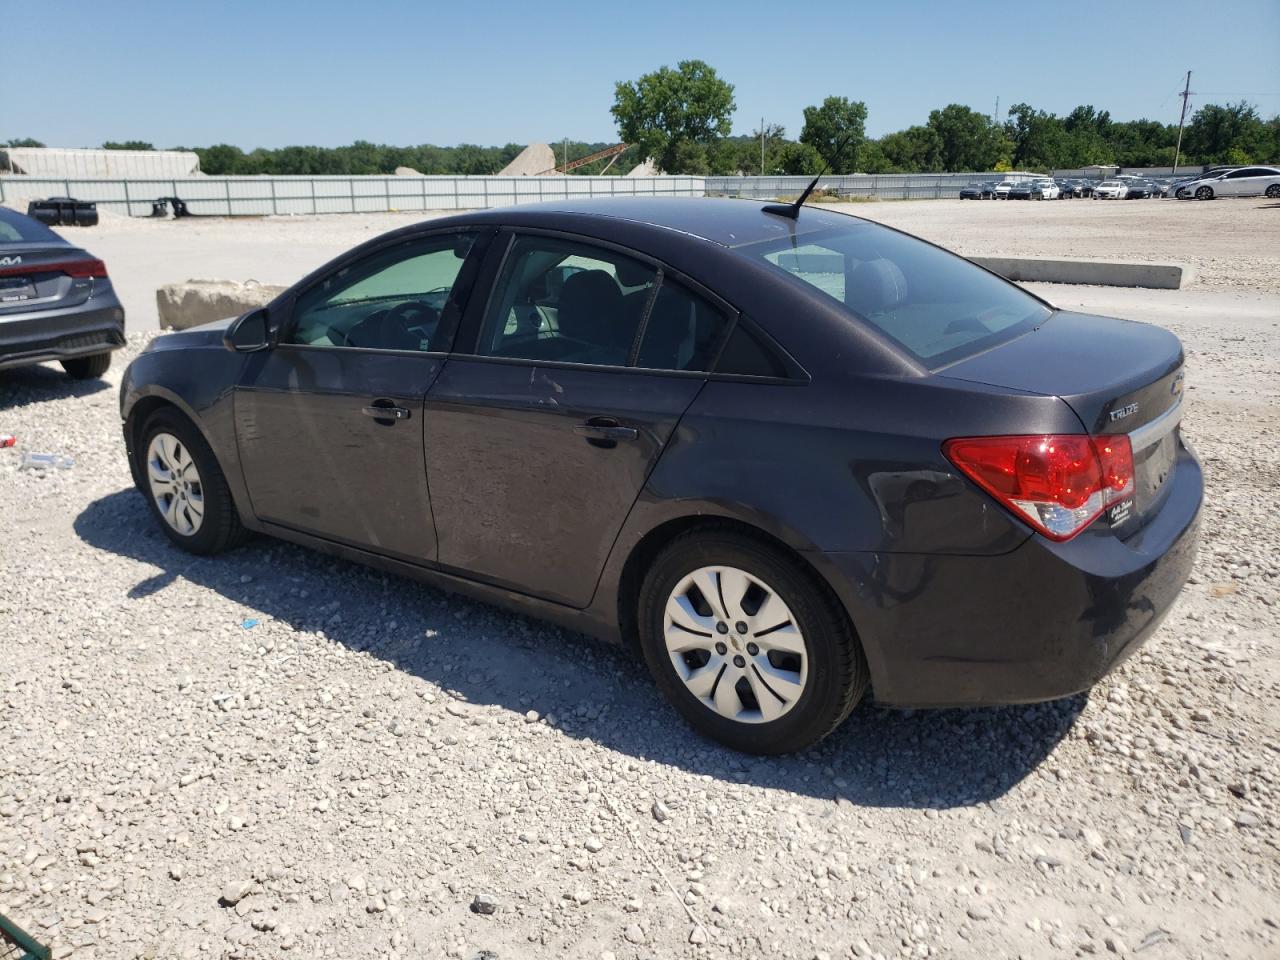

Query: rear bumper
left=810, top=442, right=1202, bottom=708
left=0, top=297, right=125, bottom=370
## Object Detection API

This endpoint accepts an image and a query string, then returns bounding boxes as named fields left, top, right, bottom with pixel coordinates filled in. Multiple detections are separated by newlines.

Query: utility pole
left=1173, top=71, right=1193, bottom=174
left=994, top=96, right=999, bottom=123
left=760, top=116, right=765, bottom=175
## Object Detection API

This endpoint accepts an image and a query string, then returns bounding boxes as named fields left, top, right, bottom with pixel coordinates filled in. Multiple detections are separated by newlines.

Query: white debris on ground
left=0, top=203, right=1277, bottom=960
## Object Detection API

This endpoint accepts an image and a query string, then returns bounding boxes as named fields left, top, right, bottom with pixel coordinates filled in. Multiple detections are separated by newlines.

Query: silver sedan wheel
left=664, top=565, right=808, bottom=724
left=146, top=432, right=204, bottom=536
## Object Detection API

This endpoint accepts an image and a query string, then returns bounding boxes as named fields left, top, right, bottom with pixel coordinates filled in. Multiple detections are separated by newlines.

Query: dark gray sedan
left=120, top=197, right=1201, bottom=753
left=0, top=206, right=125, bottom=378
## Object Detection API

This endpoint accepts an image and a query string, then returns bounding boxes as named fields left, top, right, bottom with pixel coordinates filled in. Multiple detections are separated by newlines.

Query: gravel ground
left=1, top=217, right=1278, bottom=960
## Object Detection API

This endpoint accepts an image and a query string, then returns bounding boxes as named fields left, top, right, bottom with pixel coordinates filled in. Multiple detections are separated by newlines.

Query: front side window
left=739, top=222, right=1050, bottom=367
left=475, top=235, right=730, bottom=371
left=288, top=233, right=477, bottom=352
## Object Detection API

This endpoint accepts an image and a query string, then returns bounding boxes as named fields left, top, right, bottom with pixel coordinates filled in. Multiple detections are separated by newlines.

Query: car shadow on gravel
left=0, top=363, right=110, bottom=409
left=76, top=488, right=1086, bottom=810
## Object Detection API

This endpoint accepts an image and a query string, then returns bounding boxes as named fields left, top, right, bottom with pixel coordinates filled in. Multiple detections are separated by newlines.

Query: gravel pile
left=1, top=288, right=1277, bottom=959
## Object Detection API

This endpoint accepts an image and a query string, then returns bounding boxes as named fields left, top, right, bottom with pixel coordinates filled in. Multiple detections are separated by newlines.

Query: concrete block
left=156, top=279, right=287, bottom=330
left=969, top=256, right=1193, bottom=290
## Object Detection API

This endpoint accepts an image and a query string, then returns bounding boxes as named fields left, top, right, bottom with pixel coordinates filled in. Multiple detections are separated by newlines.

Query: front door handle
left=574, top=417, right=638, bottom=446
left=362, top=401, right=412, bottom=421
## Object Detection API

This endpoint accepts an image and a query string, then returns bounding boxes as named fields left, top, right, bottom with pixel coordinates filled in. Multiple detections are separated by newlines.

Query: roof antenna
left=762, top=134, right=853, bottom=219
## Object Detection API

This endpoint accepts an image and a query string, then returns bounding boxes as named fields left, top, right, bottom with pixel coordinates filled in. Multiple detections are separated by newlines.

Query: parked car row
left=959, top=166, right=1280, bottom=202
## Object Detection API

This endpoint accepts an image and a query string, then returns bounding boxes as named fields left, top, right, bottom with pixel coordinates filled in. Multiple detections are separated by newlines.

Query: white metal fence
left=0, top=171, right=1043, bottom=217
left=0, top=175, right=704, bottom=217
left=703, top=173, right=1022, bottom=200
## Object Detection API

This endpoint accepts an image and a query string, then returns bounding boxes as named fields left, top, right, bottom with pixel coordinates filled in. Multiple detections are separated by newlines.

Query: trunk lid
left=0, top=243, right=96, bottom=315
left=939, top=310, right=1186, bottom=537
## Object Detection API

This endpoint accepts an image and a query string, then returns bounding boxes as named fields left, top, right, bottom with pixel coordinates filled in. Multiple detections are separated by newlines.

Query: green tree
left=879, top=125, right=942, bottom=172
left=799, top=96, right=867, bottom=172
left=4, top=137, right=45, bottom=147
left=102, top=140, right=155, bottom=150
left=776, top=141, right=824, bottom=175
left=611, top=60, right=735, bottom=174
left=197, top=143, right=248, bottom=174
left=1004, top=103, right=1070, bottom=170
left=1184, top=101, right=1274, bottom=163
left=855, top=140, right=894, bottom=174
left=925, top=104, right=1007, bottom=171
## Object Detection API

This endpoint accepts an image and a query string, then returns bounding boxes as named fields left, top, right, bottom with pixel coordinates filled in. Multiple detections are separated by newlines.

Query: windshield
left=737, top=220, right=1050, bottom=367
left=0, top=208, right=63, bottom=245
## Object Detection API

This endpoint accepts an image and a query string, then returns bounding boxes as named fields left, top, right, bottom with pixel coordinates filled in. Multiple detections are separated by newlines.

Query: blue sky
left=7, top=0, right=1279, bottom=149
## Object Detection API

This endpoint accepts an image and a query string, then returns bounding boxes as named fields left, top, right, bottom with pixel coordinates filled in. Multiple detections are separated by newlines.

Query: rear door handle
left=362, top=402, right=412, bottom=420
left=574, top=418, right=638, bottom=444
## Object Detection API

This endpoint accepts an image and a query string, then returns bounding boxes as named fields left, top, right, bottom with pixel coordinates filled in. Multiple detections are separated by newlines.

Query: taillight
left=0, top=258, right=108, bottom=279
left=943, top=434, right=1134, bottom=541
left=62, top=258, right=108, bottom=279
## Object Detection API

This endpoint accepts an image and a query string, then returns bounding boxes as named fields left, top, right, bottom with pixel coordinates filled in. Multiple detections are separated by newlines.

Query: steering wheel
left=346, top=300, right=439, bottom=350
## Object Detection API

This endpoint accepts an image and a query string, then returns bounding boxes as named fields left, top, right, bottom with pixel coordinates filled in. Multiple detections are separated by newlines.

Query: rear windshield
left=737, top=220, right=1050, bottom=367
left=0, top=208, right=62, bottom=244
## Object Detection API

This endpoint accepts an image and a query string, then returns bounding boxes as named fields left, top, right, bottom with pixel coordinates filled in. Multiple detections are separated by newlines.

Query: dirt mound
left=498, top=143, right=556, bottom=176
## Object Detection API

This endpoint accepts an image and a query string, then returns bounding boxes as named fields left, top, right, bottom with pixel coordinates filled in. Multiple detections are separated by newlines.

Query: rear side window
left=478, top=236, right=656, bottom=366
left=476, top=234, right=729, bottom=372
left=634, top=281, right=729, bottom=372
left=740, top=222, right=1049, bottom=367
left=0, top=209, right=62, bottom=244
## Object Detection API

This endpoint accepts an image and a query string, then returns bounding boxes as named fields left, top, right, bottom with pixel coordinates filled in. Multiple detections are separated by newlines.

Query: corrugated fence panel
left=4, top=173, right=1034, bottom=215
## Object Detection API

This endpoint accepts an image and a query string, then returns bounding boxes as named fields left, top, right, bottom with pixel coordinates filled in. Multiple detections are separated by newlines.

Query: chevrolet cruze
left=120, top=197, right=1201, bottom=754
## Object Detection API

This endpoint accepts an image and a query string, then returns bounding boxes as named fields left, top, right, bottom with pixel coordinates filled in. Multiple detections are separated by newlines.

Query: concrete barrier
left=969, top=256, right=1193, bottom=290
left=156, top=279, right=287, bottom=330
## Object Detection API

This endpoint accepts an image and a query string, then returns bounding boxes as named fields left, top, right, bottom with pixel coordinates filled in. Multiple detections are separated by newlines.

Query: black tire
left=61, top=351, right=111, bottom=379
left=1266, top=184, right=1280, bottom=199
left=135, top=407, right=248, bottom=555
left=637, top=527, right=869, bottom=755
left=1195, top=186, right=1214, bottom=200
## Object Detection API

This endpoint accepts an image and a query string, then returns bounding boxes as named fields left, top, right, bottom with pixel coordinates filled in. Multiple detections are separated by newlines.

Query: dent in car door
left=425, top=361, right=702, bottom=607
left=236, top=349, right=443, bottom=562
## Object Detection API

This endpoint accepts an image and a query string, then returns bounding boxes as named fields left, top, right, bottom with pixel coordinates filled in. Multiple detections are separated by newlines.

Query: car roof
left=461, top=196, right=874, bottom=249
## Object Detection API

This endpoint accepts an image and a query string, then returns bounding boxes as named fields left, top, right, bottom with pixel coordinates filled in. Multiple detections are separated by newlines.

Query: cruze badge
left=1109, top=402, right=1139, bottom=422
left=0, top=255, right=21, bottom=267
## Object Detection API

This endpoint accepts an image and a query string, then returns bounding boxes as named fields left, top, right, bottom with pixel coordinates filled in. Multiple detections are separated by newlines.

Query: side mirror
left=223, top=308, right=272, bottom=353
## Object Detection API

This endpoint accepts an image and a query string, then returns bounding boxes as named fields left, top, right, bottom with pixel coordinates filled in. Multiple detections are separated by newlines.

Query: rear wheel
left=1195, top=186, right=1214, bottom=200
left=61, top=352, right=111, bottom=379
left=136, top=408, right=247, bottom=554
left=637, top=528, right=868, bottom=754
left=1266, top=184, right=1280, bottom=199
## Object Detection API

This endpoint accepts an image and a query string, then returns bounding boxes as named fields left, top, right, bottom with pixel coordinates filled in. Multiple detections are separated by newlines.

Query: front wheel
left=136, top=408, right=247, bottom=554
left=1266, top=184, right=1280, bottom=199
left=1195, top=186, right=1214, bottom=200
left=637, top=528, right=868, bottom=754
left=61, top=352, right=111, bottom=379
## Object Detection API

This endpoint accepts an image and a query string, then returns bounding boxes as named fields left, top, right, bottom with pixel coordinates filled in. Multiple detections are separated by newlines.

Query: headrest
left=847, top=258, right=907, bottom=315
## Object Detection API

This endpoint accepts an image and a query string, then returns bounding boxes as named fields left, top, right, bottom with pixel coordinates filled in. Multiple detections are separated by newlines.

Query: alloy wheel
left=663, top=565, right=808, bottom=724
left=1195, top=186, right=1213, bottom=200
left=147, top=432, right=205, bottom=536
left=1266, top=185, right=1280, bottom=199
